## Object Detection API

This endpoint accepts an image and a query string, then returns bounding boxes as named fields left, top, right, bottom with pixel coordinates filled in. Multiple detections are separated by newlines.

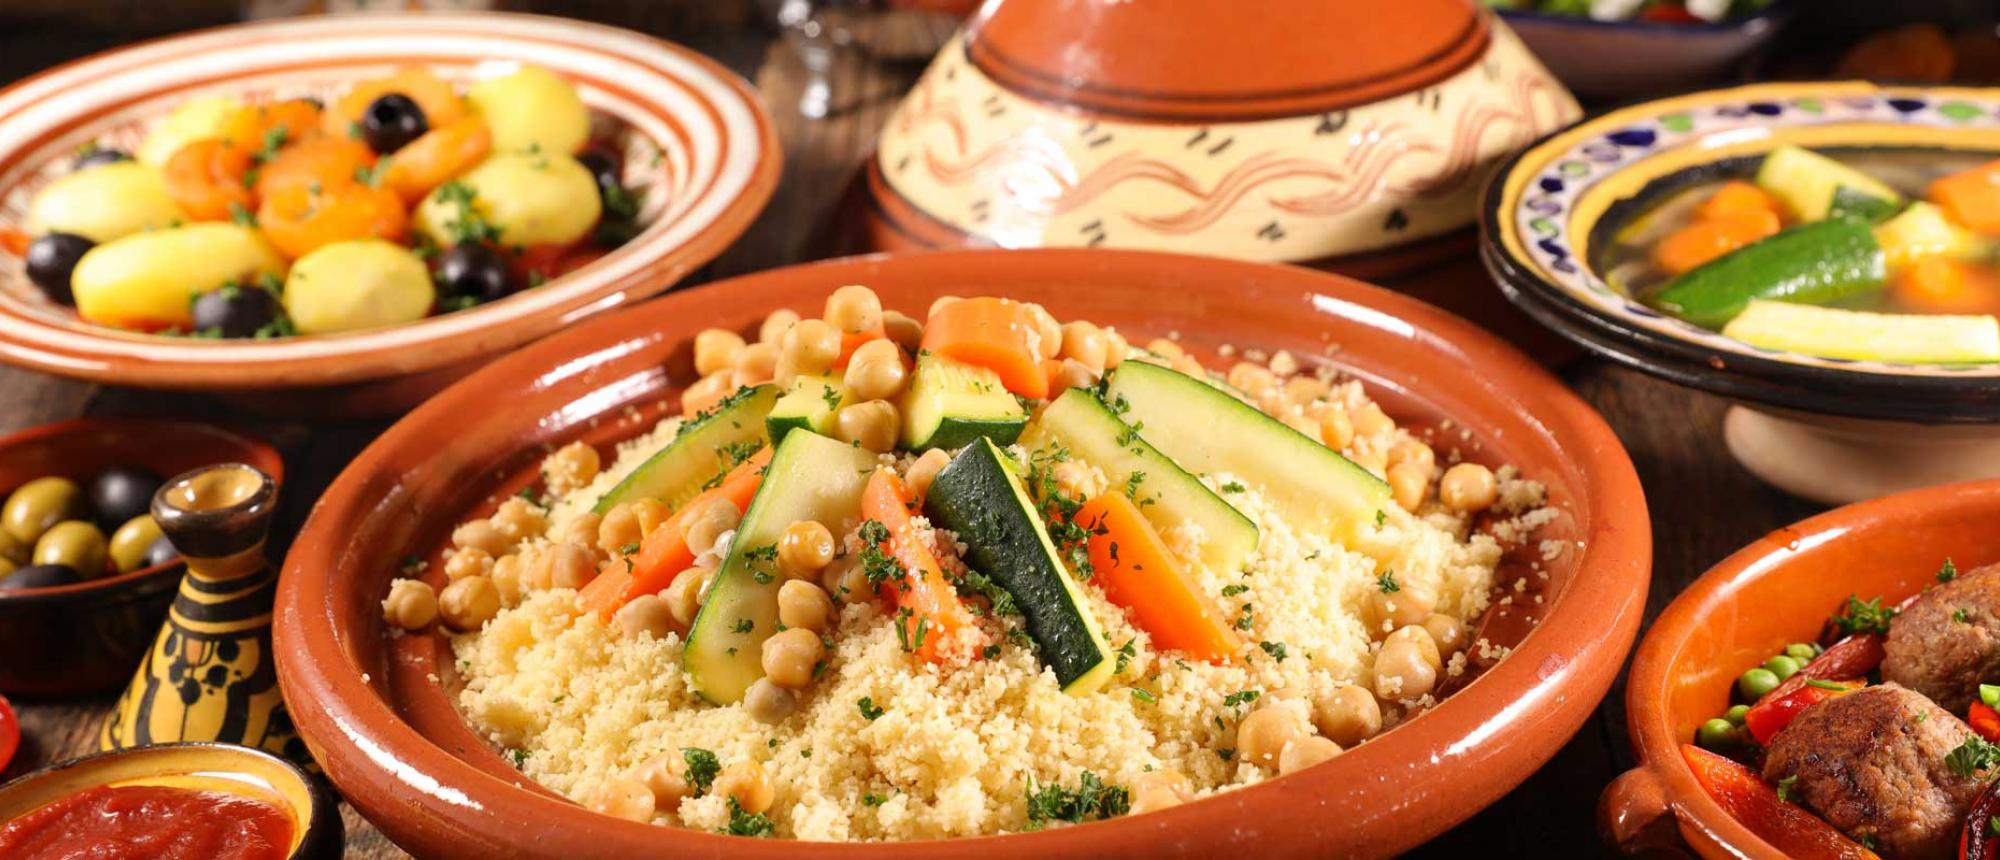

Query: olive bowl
left=0, top=417, right=282, bottom=696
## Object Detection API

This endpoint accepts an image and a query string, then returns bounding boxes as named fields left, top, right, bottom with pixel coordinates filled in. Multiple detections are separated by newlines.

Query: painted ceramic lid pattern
left=0, top=12, right=777, bottom=389
left=872, top=14, right=1578, bottom=262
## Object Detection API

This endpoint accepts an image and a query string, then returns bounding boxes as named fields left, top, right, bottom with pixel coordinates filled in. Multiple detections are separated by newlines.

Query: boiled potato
left=467, top=65, right=588, bottom=156
left=27, top=162, right=186, bottom=244
left=283, top=240, right=434, bottom=335
left=73, top=223, right=283, bottom=330
left=137, top=94, right=244, bottom=166
left=415, top=154, right=601, bottom=248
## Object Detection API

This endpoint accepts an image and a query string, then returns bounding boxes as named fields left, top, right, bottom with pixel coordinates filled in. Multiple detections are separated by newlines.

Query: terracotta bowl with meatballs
left=1606, top=476, right=2000, bottom=859
left=275, top=248, right=1648, bottom=858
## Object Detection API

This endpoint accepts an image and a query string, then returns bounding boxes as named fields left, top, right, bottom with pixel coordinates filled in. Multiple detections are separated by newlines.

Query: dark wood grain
left=0, top=7, right=1830, bottom=858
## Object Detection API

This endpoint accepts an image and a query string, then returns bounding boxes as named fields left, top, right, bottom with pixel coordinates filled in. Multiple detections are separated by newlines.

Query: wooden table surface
left=0, top=8, right=1829, bottom=858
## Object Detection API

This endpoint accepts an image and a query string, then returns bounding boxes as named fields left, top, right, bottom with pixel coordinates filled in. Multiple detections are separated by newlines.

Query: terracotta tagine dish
left=848, top=0, right=1581, bottom=346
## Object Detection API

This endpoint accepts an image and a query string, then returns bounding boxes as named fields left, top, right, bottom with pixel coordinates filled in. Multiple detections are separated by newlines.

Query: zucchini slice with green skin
left=923, top=437, right=1113, bottom=695
left=898, top=351, right=1028, bottom=450
left=592, top=384, right=777, bottom=514
left=766, top=374, right=848, bottom=443
left=1102, top=360, right=1390, bottom=543
left=1648, top=218, right=1888, bottom=330
left=1720, top=299, right=2000, bottom=363
left=1827, top=186, right=1900, bottom=223
left=1019, top=387, right=1259, bottom=577
left=683, top=429, right=875, bottom=704
left=1756, top=146, right=1902, bottom=222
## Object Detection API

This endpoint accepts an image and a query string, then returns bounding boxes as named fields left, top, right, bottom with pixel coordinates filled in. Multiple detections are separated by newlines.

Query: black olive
left=576, top=148, right=620, bottom=192
left=25, top=233, right=93, bottom=306
left=89, top=465, right=162, bottom=530
left=361, top=93, right=428, bottom=155
left=0, top=563, right=81, bottom=590
left=435, top=243, right=512, bottom=303
left=190, top=285, right=281, bottom=338
left=142, top=534, right=179, bottom=568
left=74, top=147, right=132, bottom=170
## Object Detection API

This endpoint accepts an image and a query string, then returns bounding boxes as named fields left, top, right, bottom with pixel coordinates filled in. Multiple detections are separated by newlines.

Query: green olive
left=1738, top=667, right=1780, bottom=701
left=109, top=515, right=165, bottom=573
left=1784, top=642, right=1819, bottom=662
left=34, top=520, right=108, bottom=579
left=1696, top=718, right=1739, bottom=751
left=1724, top=704, right=1750, bottom=726
left=0, top=529, right=26, bottom=566
left=4, top=477, right=85, bottom=545
left=1764, top=654, right=1802, bottom=681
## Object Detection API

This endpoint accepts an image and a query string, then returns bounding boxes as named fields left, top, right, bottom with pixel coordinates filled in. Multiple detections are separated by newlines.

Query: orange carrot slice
left=1076, top=492, right=1239, bottom=662
left=1930, top=158, right=2000, bottom=236
left=861, top=468, right=982, bottom=664
left=1697, top=180, right=1783, bottom=223
left=576, top=447, right=771, bottom=618
left=1893, top=256, right=2000, bottom=315
left=919, top=297, right=1048, bottom=399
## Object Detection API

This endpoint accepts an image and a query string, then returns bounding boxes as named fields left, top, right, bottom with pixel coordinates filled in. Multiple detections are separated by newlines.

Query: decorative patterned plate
left=1484, top=81, right=2000, bottom=423
left=0, top=12, right=778, bottom=411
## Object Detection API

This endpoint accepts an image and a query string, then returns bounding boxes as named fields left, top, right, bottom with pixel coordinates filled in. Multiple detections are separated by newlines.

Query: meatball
left=1884, top=562, right=2000, bottom=713
left=1763, top=684, right=1988, bottom=860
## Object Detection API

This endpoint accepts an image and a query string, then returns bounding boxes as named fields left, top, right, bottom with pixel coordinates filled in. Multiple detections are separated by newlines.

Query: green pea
left=1784, top=643, right=1818, bottom=662
left=1739, top=667, right=1781, bottom=700
left=1765, top=654, right=1802, bottom=681
left=1725, top=704, right=1750, bottom=726
left=1696, top=718, right=1739, bottom=751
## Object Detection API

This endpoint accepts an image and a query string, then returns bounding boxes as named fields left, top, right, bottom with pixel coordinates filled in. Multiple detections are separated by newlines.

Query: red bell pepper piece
left=1682, top=744, right=1880, bottom=860
left=0, top=694, right=16, bottom=775
left=1637, top=3, right=1702, bottom=23
left=1972, top=702, right=2000, bottom=744
left=1753, top=634, right=1886, bottom=712
left=1962, top=778, right=2000, bottom=860
left=1744, top=679, right=1864, bottom=745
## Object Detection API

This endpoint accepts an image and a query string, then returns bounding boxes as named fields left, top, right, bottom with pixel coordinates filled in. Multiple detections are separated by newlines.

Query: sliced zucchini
left=898, top=351, right=1028, bottom=450
left=1756, top=146, right=1901, bottom=222
left=923, top=437, right=1113, bottom=695
left=1827, top=186, right=1900, bottom=224
left=1102, top=360, right=1390, bottom=544
left=1019, top=388, right=1258, bottom=577
left=684, top=430, right=875, bottom=704
left=1721, top=300, right=2000, bottom=363
left=766, top=374, right=848, bottom=443
left=1875, top=201, right=1995, bottom=272
left=1649, top=218, right=1888, bottom=329
left=592, top=384, right=777, bottom=514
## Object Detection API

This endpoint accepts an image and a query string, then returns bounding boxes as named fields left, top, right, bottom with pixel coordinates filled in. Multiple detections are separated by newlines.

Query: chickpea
left=634, top=753, right=691, bottom=811
left=1145, top=338, right=1185, bottom=360
left=882, top=310, right=924, bottom=351
left=492, top=498, right=547, bottom=543
left=615, top=594, right=676, bottom=639
left=777, top=579, right=835, bottom=633
left=681, top=371, right=734, bottom=418
left=759, top=308, right=800, bottom=346
left=713, top=761, right=773, bottom=815
left=1373, top=636, right=1439, bottom=701
left=1351, top=401, right=1396, bottom=438
left=517, top=547, right=553, bottom=594
left=682, top=497, right=742, bottom=559
left=1227, top=362, right=1277, bottom=398
left=844, top=339, right=908, bottom=401
left=833, top=401, right=899, bottom=453
left=663, top=567, right=707, bottom=627
left=1438, top=463, right=1498, bottom=514
left=1025, top=303, right=1062, bottom=359
left=381, top=578, right=438, bottom=630
left=1171, top=353, right=1207, bottom=379
left=826, top=285, right=884, bottom=336
left=1388, top=439, right=1435, bottom=473
left=1134, top=768, right=1192, bottom=801
left=1423, top=613, right=1468, bottom=655
left=1387, top=624, right=1443, bottom=671
left=452, top=519, right=510, bottom=557
left=439, top=575, right=501, bottom=631
left=599, top=499, right=670, bottom=556
left=491, top=553, right=529, bottom=606
left=544, top=541, right=599, bottom=590
left=444, top=547, right=493, bottom=581
left=1059, top=321, right=1109, bottom=371
left=1102, top=328, right=1128, bottom=369
left=773, top=357, right=801, bottom=390
left=1314, top=684, right=1383, bottom=747
left=694, top=328, right=747, bottom=376
left=558, top=512, right=604, bottom=550
left=743, top=677, right=798, bottom=725
left=781, top=318, right=841, bottom=375
left=733, top=342, right=780, bottom=388
left=1048, top=358, right=1098, bottom=392
left=543, top=442, right=601, bottom=495
left=904, top=449, right=951, bottom=498
left=1129, top=786, right=1184, bottom=815
left=1309, top=401, right=1354, bottom=450
left=761, top=627, right=824, bottom=689
left=1387, top=462, right=1429, bottom=512
left=778, top=520, right=836, bottom=575
left=1278, top=736, right=1343, bottom=775
left=928, top=295, right=961, bottom=319
left=822, top=555, right=869, bottom=603
left=1283, top=375, right=1330, bottom=406
left=1368, top=580, right=1435, bottom=630
left=1236, top=706, right=1307, bottom=770
left=587, top=775, right=656, bottom=823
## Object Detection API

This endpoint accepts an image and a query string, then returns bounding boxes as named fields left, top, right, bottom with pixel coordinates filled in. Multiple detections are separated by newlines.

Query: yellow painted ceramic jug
left=101, top=462, right=303, bottom=761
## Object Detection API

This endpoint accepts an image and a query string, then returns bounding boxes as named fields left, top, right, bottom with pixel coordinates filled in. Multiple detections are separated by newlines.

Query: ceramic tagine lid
left=862, top=0, right=1582, bottom=268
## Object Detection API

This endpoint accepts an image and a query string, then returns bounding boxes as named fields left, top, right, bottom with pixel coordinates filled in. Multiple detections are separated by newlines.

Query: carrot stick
left=861, top=468, right=981, bottom=663
left=919, top=297, right=1049, bottom=399
left=1652, top=209, right=1782, bottom=276
left=1930, top=158, right=2000, bottom=236
left=1697, top=180, right=1784, bottom=223
left=1075, top=492, right=1239, bottom=663
left=1681, top=745, right=1878, bottom=860
left=1892, top=256, right=2000, bottom=315
left=576, top=447, right=771, bottom=618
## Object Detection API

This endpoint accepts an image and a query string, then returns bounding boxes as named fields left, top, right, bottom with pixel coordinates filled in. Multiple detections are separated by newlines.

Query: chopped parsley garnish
left=1775, top=775, right=1798, bottom=804
left=1234, top=602, right=1255, bottom=631
left=1259, top=640, right=1288, bottom=661
left=1830, top=594, right=1897, bottom=637
left=821, top=385, right=844, bottom=411
left=1957, top=608, right=1972, bottom=624
left=863, top=792, right=889, bottom=807
left=732, top=618, right=754, bottom=634
left=1114, top=638, right=1136, bottom=674
left=1222, top=689, right=1261, bottom=712
left=1377, top=570, right=1401, bottom=594
left=721, top=798, right=774, bottom=837
left=953, top=568, right=1019, bottom=616
left=721, top=439, right=763, bottom=468
left=1221, top=584, right=1249, bottom=597
left=253, top=126, right=289, bottom=163
left=682, top=747, right=719, bottom=795
left=1024, top=446, right=1095, bottom=579
left=1940, top=558, right=1959, bottom=583
left=858, top=696, right=885, bottom=721
left=1375, top=509, right=1388, bottom=527
left=1947, top=736, right=2000, bottom=778
left=857, top=520, right=908, bottom=588
left=1023, top=771, right=1129, bottom=828
left=508, top=748, right=528, bottom=767
left=743, top=543, right=779, bottom=563
left=1131, top=687, right=1157, bottom=704
left=893, top=607, right=929, bottom=653
left=1219, top=481, right=1246, bottom=494
left=1805, top=679, right=1850, bottom=691
left=434, top=179, right=502, bottom=245
left=1123, top=470, right=1148, bottom=501
left=229, top=201, right=257, bottom=227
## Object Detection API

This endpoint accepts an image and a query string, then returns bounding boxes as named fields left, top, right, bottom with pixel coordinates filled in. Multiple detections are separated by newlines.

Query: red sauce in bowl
left=0, top=783, right=292, bottom=860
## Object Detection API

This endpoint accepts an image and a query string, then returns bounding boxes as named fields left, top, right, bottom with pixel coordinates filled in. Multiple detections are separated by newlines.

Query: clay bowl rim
left=275, top=247, right=1651, bottom=858
left=1492, top=2, right=1790, bottom=36
left=1478, top=80, right=2000, bottom=424
left=0, top=740, right=338, bottom=859
left=0, top=10, right=781, bottom=392
left=0, top=416, right=283, bottom=604
left=1615, top=476, right=2000, bottom=859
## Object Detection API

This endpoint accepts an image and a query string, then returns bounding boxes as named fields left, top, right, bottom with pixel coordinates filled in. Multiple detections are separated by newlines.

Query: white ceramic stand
left=1724, top=405, right=2000, bottom=506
